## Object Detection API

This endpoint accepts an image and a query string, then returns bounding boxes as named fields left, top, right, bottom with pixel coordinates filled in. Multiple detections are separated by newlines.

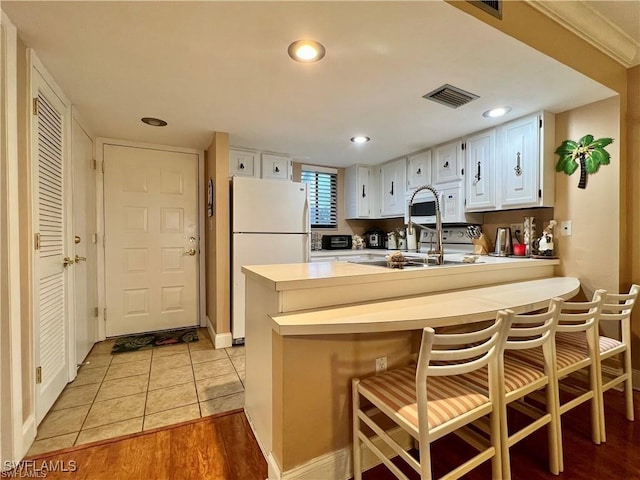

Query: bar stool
left=459, top=298, right=563, bottom=480
left=509, top=290, right=605, bottom=471
left=352, top=311, right=512, bottom=480
left=555, top=284, right=639, bottom=442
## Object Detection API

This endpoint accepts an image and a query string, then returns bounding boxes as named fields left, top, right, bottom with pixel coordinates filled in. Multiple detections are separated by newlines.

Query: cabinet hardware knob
left=514, top=152, right=522, bottom=176
left=416, top=167, right=421, bottom=175
left=275, top=166, right=280, bottom=173
left=75, top=255, right=87, bottom=263
left=443, top=161, right=449, bottom=168
left=185, top=249, right=197, bottom=256
left=239, top=162, right=245, bottom=170
left=63, top=256, right=75, bottom=267
left=362, top=185, right=366, bottom=198
left=390, top=181, right=394, bottom=196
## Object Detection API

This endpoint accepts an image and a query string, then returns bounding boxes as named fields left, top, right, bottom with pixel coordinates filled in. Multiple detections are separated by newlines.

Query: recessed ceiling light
left=350, top=136, right=371, bottom=144
left=288, top=40, right=326, bottom=63
left=482, top=106, right=512, bottom=118
left=141, top=117, right=167, bottom=127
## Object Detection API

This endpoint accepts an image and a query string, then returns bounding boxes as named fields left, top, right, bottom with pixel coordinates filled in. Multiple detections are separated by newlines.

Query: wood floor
left=22, top=391, right=640, bottom=480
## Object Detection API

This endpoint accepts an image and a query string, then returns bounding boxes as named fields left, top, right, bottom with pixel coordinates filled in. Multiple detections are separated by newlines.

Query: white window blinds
left=301, top=166, right=338, bottom=228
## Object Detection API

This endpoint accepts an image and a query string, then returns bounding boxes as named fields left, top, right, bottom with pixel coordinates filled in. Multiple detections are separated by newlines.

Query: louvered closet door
left=33, top=78, right=69, bottom=424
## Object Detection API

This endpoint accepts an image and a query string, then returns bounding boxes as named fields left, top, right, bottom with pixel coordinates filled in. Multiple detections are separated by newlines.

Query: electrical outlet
left=375, top=356, right=387, bottom=373
left=510, top=223, right=524, bottom=240
left=561, top=220, right=572, bottom=236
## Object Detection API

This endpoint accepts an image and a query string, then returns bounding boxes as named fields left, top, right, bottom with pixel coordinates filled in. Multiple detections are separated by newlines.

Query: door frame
left=28, top=49, right=75, bottom=424
left=95, top=138, right=205, bottom=341
left=1, top=11, right=25, bottom=464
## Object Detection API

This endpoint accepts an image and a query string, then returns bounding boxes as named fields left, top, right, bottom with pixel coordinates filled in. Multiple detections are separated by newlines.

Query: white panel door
left=501, top=114, right=539, bottom=207
left=72, top=118, right=97, bottom=364
left=32, top=75, right=70, bottom=424
left=104, top=145, right=199, bottom=337
left=465, top=129, right=496, bottom=211
left=232, top=233, right=309, bottom=340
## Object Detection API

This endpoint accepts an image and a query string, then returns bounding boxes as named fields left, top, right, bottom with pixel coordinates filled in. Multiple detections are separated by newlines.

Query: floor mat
left=111, top=328, right=198, bottom=354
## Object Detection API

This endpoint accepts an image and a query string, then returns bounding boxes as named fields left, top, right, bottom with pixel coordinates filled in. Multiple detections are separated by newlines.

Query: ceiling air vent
left=422, top=84, right=479, bottom=109
left=469, top=1, right=502, bottom=19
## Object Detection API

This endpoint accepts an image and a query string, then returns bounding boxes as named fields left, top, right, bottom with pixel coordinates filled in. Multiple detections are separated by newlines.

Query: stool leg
left=352, top=379, right=363, bottom=480
left=624, top=348, right=635, bottom=421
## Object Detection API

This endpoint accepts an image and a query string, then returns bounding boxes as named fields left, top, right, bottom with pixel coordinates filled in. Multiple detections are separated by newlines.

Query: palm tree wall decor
left=555, top=135, right=613, bottom=189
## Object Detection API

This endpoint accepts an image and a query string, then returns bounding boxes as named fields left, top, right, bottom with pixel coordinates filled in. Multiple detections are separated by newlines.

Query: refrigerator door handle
left=304, top=190, right=311, bottom=263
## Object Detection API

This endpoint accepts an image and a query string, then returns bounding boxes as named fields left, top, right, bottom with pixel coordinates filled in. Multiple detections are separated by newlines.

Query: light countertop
left=242, top=253, right=560, bottom=291
left=269, top=276, right=579, bottom=336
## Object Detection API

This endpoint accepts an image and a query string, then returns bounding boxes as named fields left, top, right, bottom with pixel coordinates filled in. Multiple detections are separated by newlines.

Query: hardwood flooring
left=21, top=391, right=640, bottom=480
left=22, top=409, right=266, bottom=480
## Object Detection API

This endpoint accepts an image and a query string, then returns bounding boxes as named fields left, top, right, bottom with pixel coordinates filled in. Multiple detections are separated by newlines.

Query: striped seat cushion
left=507, top=343, right=588, bottom=371
left=555, top=332, right=623, bottom=354
left=458, top=358, right=545, bottom=394
left=358, top=366, right=489, bottom=430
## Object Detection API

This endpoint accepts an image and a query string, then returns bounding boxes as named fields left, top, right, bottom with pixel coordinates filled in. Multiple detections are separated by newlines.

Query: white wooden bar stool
left=459, top=298, right=563, bottom=480
left=351, top=311, right=512, bottom=480
left=555, top=284, right=639, bottom=443
left=509, top=290, right=605, bottom=472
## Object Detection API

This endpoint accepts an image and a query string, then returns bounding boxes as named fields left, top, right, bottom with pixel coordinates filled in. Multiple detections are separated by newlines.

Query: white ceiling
left=2, top=1, right=623, bottom=168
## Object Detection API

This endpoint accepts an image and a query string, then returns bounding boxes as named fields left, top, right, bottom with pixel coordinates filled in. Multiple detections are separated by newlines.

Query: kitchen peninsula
left=242, top=257, right=578, bottom=479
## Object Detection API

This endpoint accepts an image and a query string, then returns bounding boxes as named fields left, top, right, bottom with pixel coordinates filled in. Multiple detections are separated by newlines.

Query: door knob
left=63, top=257, right=75, bottom=267
left=75, top=255, right=87, bottom=263
left=185, top=249, right=197, bottom=256
left=74, top=235, right=81, bottom=244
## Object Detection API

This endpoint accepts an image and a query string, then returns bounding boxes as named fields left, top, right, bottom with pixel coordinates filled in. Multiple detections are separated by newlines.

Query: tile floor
left=27, top=328, right=246, bottom=457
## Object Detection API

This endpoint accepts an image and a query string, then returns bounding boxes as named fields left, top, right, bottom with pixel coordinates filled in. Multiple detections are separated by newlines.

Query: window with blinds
left=301, top=166, right=338, bottom=228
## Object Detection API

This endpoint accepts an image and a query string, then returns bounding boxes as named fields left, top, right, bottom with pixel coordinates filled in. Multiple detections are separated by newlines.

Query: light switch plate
left=561, top=220, right=572, bottom=236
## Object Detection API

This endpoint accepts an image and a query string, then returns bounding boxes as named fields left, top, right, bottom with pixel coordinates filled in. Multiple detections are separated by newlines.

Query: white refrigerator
left=231, top=176, right=310, bottom=342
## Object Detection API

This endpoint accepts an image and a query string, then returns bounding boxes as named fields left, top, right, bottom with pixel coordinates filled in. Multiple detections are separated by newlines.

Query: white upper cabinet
left=345, top=164, right=373, bottom=219
left=380, top=158, right=407, bottom=217
left=433, top=140, right=463, bottom=184
left=261, top=153, right=292, bottom=181
left=499, top=112, right=555, bottom=209
left=229, top=149, right=260, bottom=178
left=464, top=129, right=497, bottom=211
left=407, top=150, right=431, bottom=189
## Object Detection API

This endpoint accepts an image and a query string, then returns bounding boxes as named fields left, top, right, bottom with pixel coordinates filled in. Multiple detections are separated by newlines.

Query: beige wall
left=554, top=97, right=621, bottom=296
left=204, top=133, right=231, bottom=336
left=628, top=66, right=640, bottom=367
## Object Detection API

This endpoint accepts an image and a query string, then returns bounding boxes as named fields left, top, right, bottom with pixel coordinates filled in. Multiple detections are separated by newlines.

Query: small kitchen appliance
left=364, top=228, right=386, bottom=249
left=321, top=235, right=352, bottom=250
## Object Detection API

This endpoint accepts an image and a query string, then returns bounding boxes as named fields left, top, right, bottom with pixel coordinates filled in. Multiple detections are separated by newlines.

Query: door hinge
left=539, top=118, right=542, bottom=128
left=36, top=366, right=42, bottom=384
left=33, top=97, right=39, bottom=116
left=34, top=232, right=41, bottom=250
left=461, top=168, right=464, bottom=176
left=92, top=158, right=97, bottom=170
left=101, top=161, right=105, bottom=173
left=104, top=308, right=107, bottom=321
left=461, top=143, right=466, bottom=151
left=539, top=189, right=542, bottom=198
left=94, top=307, right=99, bottom=317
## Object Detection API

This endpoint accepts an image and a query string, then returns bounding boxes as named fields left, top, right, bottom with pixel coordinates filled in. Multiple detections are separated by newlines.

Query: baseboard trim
left=267, top=427, right=412, bottom=480
left=205, top=316, right=232, bottom=349
left=21, top=415, right=37, bottom=458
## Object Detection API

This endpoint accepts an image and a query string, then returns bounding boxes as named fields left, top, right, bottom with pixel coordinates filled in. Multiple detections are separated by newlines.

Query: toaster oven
left=321, top=235, right=352, bottom=250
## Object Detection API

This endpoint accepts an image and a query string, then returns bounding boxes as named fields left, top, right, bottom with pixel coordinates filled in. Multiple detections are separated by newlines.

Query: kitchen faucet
left=407, top=184, right=444, bottom=266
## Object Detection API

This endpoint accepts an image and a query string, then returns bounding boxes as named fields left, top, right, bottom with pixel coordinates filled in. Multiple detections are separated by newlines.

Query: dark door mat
left=111, top=328, right=198, bottom=354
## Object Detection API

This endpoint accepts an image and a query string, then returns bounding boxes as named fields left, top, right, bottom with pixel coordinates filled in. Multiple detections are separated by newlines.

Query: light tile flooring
left=27, top=328, right=245, bottom=457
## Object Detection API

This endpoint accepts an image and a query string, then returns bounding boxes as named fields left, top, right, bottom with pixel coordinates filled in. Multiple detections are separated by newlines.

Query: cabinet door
left=262, top=153, right=292, bottom=181
left=380, top=158, right=407, bottom=217
left=345, top=165, right=372, bottom=219
left=229, top=149, right=260, bottom=178
left=465, top=130, right=496, bottom=211
left=501, top=115, right=539, bottom=207
left=433, top=140, right=463, bottom=184
left=407, top=150, right=431, bottom=189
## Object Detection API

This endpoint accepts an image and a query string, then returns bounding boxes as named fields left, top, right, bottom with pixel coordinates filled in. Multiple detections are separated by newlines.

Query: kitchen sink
left=348, top=259, right=482, bottom=268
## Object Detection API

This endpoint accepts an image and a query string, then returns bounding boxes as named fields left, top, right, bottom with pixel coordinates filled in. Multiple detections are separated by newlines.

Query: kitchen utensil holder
left=472, top=234, right=492, bottom=255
